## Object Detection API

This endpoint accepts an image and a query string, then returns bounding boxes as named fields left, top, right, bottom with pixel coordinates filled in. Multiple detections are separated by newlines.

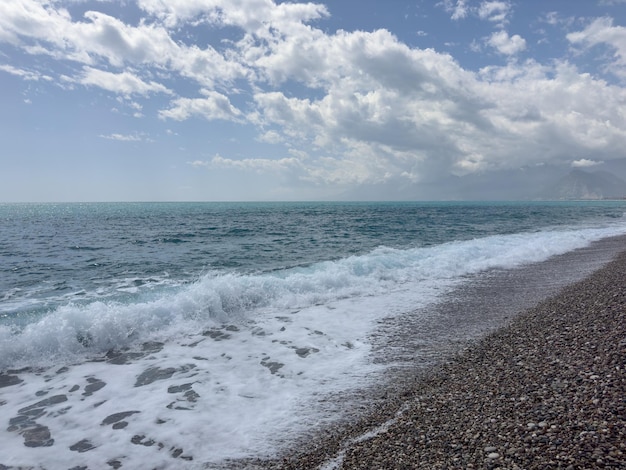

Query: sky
left=1, top=0, right=626, bottom=202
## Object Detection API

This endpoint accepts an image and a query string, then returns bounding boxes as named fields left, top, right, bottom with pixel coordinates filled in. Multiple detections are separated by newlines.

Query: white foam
left=2, top=224, right=625, bottom=370
left=2, top=223, right=626, bottom=468
left=1, top=296, right=383, bottom=468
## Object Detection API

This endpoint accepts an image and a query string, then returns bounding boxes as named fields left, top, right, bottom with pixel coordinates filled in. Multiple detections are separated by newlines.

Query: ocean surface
left=1, top=201, right=626, bottom=468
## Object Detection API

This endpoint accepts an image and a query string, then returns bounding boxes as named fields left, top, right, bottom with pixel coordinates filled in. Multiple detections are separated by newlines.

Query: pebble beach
left=258, top=247, right=626, bottom=469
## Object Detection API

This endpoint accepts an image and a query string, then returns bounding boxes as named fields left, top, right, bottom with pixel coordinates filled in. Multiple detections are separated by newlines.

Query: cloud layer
left=2, top=0, right=626, bottom=196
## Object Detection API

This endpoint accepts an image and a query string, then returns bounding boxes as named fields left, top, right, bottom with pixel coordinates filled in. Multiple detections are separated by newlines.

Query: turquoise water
left=3, top=200, right=625, bottom=319
left=1, top=200, right=626, bottom=468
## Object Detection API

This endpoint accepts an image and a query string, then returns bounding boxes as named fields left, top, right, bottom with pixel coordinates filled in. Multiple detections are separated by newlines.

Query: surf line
left=317, top=403, right=411, bottom=470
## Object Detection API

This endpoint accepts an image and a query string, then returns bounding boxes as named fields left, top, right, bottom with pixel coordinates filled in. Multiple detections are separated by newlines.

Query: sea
left=1, top=201, right=626, bottom=469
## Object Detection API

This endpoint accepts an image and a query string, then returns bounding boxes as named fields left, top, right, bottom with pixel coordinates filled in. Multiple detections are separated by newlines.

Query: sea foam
left=1, top=223, right=625, bottom=371
left=1, top=224, right=626, bottom=468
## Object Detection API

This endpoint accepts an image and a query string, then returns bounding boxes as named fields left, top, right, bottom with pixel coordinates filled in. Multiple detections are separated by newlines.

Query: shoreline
left=252, top=243, right=626, bottom=469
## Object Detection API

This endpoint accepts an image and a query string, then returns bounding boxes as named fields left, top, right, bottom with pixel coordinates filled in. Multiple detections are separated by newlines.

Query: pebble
left=255, top=245, right=626, bottom=470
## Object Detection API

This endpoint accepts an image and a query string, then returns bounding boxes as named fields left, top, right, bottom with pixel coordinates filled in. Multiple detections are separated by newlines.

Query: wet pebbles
left=264, top=250, right=626, bottom=469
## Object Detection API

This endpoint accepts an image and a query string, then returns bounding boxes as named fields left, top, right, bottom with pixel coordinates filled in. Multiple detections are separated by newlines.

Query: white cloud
left=0, top=3, right=158, bottom=66
left=0, top=1, right=70, bottom=46
left=2, top=0, right=626, bottom=192
left=79, top=67, right=171, bottom=96
left=159, top=90, right=243, bottom=121
left=572, top=158, right=604, bottom=167
left=0, top=1, right=247, bottom=87
left=544, top=12, right=560, bottom=26
left=137, top=0, right=328, bottom=34
left=247, top=27, right=494, bottom=182
left=478, top=1, right=511, bottom=26
left=567, top=17, right=626, bottom=80
left=251, top=27, right=626, bottom=185
left=99, top=133, right=144, bottom=142
left=75, top=11, right=174, bottom=67
left=440, top=0, right=469, bottom=21
left=190, top=154, right=303, bottom=173
left=452, top=0, right=469, bottom=20
left=486, top=30, right=527, bottom=55
left=0, top=64, right=51, bottom=81
left=258, top=130, right=283, bottom=144
left=440, top=0, right=512, bottom=25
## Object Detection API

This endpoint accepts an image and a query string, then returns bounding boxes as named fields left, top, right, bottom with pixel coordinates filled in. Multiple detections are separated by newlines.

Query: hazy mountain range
left=342, top=158, right=626, bottom=201
left=537, top=169, right=626, bottom=200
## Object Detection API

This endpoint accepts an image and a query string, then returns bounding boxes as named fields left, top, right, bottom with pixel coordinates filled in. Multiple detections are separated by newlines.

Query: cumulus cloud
left=137, top=0, right=329, bottom=31
left=572, top=158, right=604, bottom=168
left=2, top=0, right=626, bottom=192
left=79, top=67, right=171, bottom=96
left=440, top=0, right=469, bottom=21
left=486, top=30, right=527, bottom=55
left=0, top=1, right=248, bottom=88
left=159, top=90, right=243, bottom=121
left=567, top=17, right=626, bottom=80
left=0, top=1, right=70, bottom=46
left=478, top=1, right=512, bottom=26
left=258, top=130, right=283, bottom=144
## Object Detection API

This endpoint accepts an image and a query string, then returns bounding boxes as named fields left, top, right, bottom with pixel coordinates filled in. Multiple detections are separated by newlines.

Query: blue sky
left=1, top=0, right=626, bottom=201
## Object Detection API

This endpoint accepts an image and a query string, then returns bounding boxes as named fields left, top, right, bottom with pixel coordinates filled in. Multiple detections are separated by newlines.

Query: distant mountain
left=538, top=169, right=626, bottom=200
left=337, top=159, right=626, bottom=201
